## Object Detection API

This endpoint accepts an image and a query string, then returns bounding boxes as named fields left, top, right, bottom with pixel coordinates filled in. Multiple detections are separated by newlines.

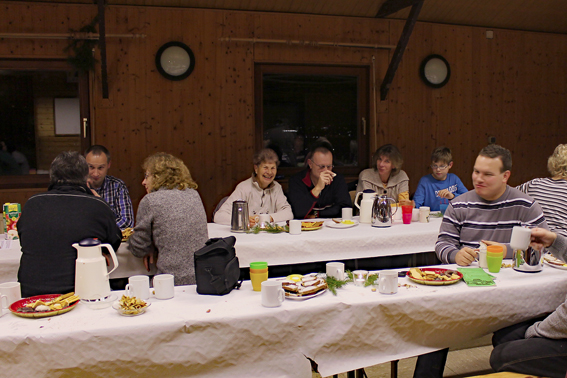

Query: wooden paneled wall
left=1, top=2, right=566, bottom=218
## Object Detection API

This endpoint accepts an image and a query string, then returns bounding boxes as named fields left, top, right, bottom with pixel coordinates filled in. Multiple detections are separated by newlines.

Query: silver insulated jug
left=513, top=246, right=543, bottom=273
left=231, top=200, right=250, bottom=232
left=371, top=194, right=396, bottom=228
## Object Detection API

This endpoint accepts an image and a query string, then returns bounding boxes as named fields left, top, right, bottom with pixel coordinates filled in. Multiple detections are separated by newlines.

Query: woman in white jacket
left=213, top=148, right=293, bottom=226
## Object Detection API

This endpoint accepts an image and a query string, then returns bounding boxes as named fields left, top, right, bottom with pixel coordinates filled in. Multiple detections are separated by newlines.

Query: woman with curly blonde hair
left=129, top=153, right=208, bottom=285
left=517, top=144, right=567, bottom=237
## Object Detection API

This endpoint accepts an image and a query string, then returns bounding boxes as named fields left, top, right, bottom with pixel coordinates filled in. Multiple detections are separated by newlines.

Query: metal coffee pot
left=510, top=225, right=543, bottom=273
left=231, top=200, right=250, bottom=233
left=513, top=246, right=543, bottom=273
left=371, top=194, right=397, bottom=228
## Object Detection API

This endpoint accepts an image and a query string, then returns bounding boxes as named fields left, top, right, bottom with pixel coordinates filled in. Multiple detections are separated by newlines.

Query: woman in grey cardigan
left=129, top=152, right=208, bottom=286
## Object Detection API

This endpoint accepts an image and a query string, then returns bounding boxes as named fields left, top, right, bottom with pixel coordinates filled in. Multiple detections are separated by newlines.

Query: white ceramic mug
left=352, top=270, right=368, bottom=287
left=326, top=262, right=345, bottom=281
left=379, top=271, right=398, bottom=294
left=261, top=280, right=285, bottom=308
left=289, top=219, right=301, bottom=235
left=478, top=249, right=488, bottom=269
left=392, top=205, right=402, bottom=222
left=0, top=282, right=21, bottom=313
left=342, top=207, right=353, bottom=220
left=153, top=274, right=175, bottom=300
left=259, top=214, right=271, bottom=228
left=412, top=208, right=420, bottom=222
left=125, top=275, right=150, bottom=300
left=510, top=226, right=532, bottom=251
left=419, top=207, right=430, bottom=223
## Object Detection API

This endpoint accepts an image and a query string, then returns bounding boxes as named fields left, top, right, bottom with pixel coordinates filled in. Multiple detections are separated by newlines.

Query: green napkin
left=457, top=268, right=496, bottom=287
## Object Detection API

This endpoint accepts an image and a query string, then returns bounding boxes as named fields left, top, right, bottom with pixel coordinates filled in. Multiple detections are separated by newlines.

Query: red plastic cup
left=402, top=213, right=412, bottom=224
left=401, top=205, right=413, bottom=214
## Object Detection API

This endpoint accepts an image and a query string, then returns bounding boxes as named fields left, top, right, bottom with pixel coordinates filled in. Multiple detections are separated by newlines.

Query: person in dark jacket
left=287, top=141, right=352, bottom=219
left=17, top=151, right=121, bottom=297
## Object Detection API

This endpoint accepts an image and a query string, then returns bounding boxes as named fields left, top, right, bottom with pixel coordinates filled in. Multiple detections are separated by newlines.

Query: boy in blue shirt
left=413, top=146, right=468, bottom=211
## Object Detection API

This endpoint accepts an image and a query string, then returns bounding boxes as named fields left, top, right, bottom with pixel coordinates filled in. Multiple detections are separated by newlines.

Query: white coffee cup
left=379, top=270, right=398, bottom=294
left=259, top=214, right=271, bottom=228
left=261, top=280, right=285, bottom=308
left=412, top=208, right=420, bottom=222
left=419, top=206, right=430, bottom=223
left=477, top=248, right=488, bottom=269
left=326, top=262, right=345, bottom=281
left=352, top=270, right=368, bottom=287
left=510, top=226, right=532, bottom=251
left=342, top=207, right=353, bottom=220
left=125, top=275, right=150, bottom=300
left=392, top=205, right=402, bottom=222
left=289, top=219, right=302, bottom=235
left=0, top=282, right=21, bottom=313
left=153, top=274, right=174, bottom=300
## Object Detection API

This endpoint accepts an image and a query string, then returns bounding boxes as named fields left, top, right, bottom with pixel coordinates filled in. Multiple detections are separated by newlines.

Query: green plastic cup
left=250, top=262, right=268, bottom=270
left=487, top=253, right=503, bottom=273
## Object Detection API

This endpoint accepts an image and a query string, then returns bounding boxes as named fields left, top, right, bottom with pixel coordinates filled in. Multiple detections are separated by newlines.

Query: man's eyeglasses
left=311, top=162, right=334, bottom=170
left=431, top=164, right=449, bottom=170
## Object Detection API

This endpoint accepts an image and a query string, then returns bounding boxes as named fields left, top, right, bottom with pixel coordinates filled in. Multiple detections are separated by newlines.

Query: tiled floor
left=313, top=342, right=494, bottom=378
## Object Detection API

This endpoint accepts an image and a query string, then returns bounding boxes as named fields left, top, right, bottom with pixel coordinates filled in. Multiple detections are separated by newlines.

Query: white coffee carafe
left=354, top=190, right=376, bottom=224
left=73, top=238, right=119, bottom=300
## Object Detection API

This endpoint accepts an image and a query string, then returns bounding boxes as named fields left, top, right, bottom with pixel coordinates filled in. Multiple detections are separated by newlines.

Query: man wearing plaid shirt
left=85, top=145, right=134, bottom=230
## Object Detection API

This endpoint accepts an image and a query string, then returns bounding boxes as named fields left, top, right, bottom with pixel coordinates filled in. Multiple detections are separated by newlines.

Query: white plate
left=285, top=289, right=327, bottom=301
left=324, top=220, right=359, bottom=229
left=543, top=253, right=567, bottom=270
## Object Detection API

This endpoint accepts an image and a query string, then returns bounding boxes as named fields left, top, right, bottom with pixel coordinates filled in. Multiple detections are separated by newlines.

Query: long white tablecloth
left=209, top=217, right=442, bottom=267
left=0, top=242, right=156, bottom=284
left=0, top=219, right=441, bottom=284
left=2, top=262, right=566, bottom=378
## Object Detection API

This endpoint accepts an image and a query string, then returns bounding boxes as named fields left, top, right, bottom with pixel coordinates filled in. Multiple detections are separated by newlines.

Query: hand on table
left=455, top=247, right=477, bottom=266
left=530, top=227, right=557, bottom=250
left=437, top=189, right=454, bottom=199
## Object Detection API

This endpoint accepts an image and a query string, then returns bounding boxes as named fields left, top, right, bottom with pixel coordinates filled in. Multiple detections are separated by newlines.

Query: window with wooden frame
left=254, top=64, right=369, bottom=181
left=0, top=59, right=90, bottom=189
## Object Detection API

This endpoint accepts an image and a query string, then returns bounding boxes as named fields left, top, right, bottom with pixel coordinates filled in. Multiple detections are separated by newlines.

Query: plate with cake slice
left=285, top=289, right=327, bottom=300
left=281, top=273, right=328, bottom=300
left=543, top=253, right=567, bottom=270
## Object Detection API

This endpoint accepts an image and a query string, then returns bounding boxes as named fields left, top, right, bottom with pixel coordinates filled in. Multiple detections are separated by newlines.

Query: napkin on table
left=457, top=267, right=496, bottom=287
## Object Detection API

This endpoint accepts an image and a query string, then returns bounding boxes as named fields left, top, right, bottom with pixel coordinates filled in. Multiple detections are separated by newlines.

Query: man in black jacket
left=288, top=141, right=352, bottom=219
left=17, top=151, right=122, bottom=297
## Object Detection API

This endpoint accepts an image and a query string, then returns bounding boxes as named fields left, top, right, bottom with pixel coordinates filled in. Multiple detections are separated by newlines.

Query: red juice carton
left=3, top=203, right=21, bottom=239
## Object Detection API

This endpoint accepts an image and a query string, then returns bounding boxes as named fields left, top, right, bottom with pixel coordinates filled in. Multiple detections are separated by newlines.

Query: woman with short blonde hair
left=129, top=152, right=208, bottom=285
left=517, top=144, right=567, bottom=237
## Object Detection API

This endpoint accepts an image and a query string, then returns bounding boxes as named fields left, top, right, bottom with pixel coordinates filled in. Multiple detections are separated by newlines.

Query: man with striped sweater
left=414, top=144, right=548, bottom=378
left=435, top=144, right=548, bottom=265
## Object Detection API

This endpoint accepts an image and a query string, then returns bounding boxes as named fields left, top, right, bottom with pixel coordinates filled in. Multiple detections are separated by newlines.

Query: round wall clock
left=155, top=41, right=195, bottom=81
left=419, top=54, right=450, bottom=88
